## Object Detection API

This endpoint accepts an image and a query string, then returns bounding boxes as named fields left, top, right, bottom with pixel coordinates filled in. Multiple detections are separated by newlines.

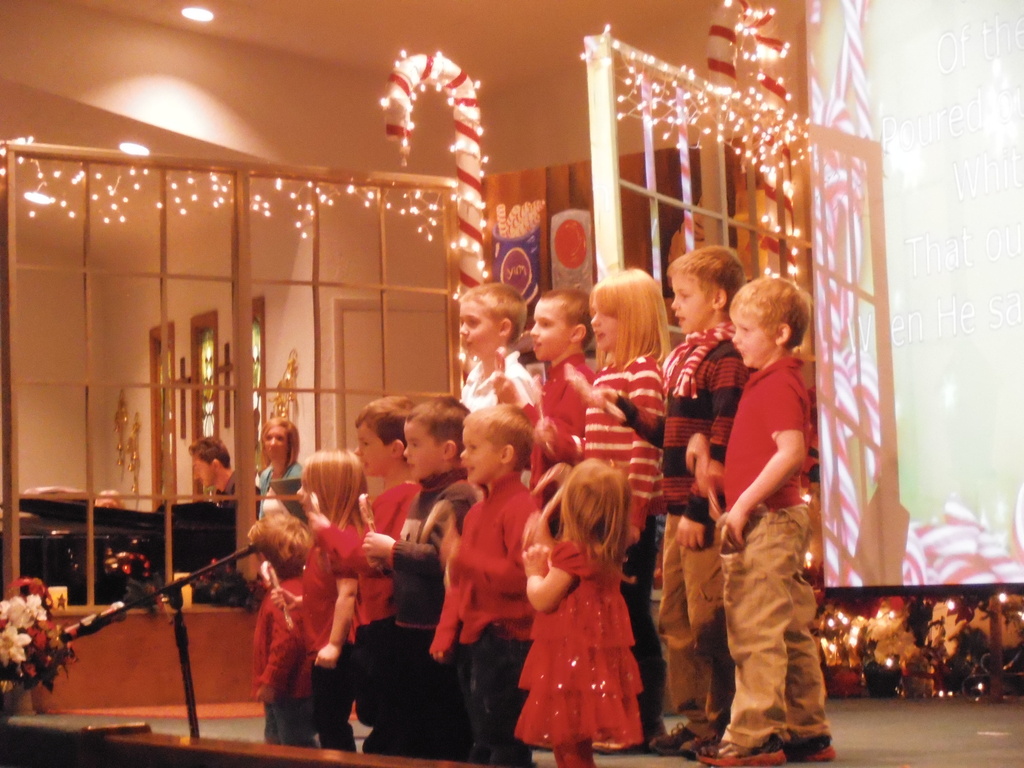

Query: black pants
left=622, top=514, right=667, bottom=738
left=310, top=646, right=356, bottom=752
left=455, top=626, right=532, bottom=768
left=364, top=624, right=472, bottom=761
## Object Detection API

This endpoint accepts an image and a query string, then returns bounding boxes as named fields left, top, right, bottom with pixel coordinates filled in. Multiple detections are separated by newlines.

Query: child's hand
left=439, top=523, right=461, bottom=566
left=362, top=531, right=396, bottom=562
left=675, top=516, right=710, bottom=550
left=522, top=543, right=552, bottom=578
left=431, top=647, right=455, bottom=664
left=565, top=367, right=625, bottom=421
left=721, top=506, right=751, bottom=552
left=534, top=418, right=558, bottom=457
left=256, top=684, right=276, bottom=703
left=315, top=642, right=341, bottom=669
left=687, top=433, right=711, bottom=485
left=306, top=509, right=331, bottom=533
left=271, top=587, right=299, bottom=611
left=493, top=372, right=522, bottom=406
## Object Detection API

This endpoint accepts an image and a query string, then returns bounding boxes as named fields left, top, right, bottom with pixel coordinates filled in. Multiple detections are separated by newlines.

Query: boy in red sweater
left=352, top=396, right=419, bottom=751
left=248, top=514, right=317, bottom=748
left=431, top=404, right=537, bottom=768
left=498, top=288, right=595, bottom=495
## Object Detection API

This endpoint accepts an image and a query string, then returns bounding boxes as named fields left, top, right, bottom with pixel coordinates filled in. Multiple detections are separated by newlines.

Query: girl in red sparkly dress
left=516, top=459, right=643, bottom=768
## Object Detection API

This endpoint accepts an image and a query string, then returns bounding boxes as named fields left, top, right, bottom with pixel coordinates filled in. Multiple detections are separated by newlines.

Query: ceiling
left=58, top=0, right=802, bottom=92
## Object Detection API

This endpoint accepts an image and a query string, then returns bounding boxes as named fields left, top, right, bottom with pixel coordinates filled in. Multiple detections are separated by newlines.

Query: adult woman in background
left=258, top=417, right=302, bottom=518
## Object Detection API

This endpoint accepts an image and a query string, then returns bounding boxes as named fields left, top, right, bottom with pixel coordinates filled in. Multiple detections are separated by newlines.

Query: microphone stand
left=60, top=544, right=256, bottom=738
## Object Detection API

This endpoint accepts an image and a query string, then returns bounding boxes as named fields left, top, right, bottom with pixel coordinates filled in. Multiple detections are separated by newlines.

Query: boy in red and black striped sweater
left=615, top=247, right=748, bottom=757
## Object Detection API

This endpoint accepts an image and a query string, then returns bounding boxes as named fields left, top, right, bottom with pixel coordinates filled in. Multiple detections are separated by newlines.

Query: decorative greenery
left=0, top=577, right=75, bottom=693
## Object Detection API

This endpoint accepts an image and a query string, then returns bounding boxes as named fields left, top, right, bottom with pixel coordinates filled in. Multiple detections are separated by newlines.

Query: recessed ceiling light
left=119, top=142, right=150, bottom=156
left=182, top=7, right=214, bottom=22
left=24, top=191, right=55, bottom=205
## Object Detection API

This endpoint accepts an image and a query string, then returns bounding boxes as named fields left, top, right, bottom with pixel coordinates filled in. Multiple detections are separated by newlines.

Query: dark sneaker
left=697, top=734, right=786, bottom=766
left=649, top=724, right=700, bottom=756
left=783, top=735, right=836, bottom=763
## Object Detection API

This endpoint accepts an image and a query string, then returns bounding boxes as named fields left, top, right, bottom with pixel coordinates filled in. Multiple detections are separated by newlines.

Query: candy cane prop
left=382, top=52, right=485, bottom=292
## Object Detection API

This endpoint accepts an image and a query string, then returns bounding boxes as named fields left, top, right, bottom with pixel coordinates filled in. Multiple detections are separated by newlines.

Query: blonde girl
left=516, top=460, right=643, bottom=768
left=278, top=449, right=367, bottom=751
left=585, top=268, right=670, bottom=744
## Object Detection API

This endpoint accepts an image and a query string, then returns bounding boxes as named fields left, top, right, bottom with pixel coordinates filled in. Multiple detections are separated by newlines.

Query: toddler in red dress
left=516, top=459, right=643, bottom=768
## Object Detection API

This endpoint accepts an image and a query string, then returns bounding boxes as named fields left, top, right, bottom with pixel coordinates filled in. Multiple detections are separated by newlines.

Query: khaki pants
left=658, top=514, right=734, bottom=740
left=720, top=505, right=829, bottom=749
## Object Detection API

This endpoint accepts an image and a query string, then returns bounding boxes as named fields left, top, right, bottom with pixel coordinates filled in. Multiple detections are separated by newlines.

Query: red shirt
left=431, top=472, right=536, bottom=653
left=585, top=356, right=666, bottom=528
left=523, top=354, right=594, bottom=488
left=356, top=481, right=418, bottom=626
left=252, top=574, right=313, bottom=700
left=302, top=525, right=362, bottom=651
left=724, top=356, right=809, bottom=510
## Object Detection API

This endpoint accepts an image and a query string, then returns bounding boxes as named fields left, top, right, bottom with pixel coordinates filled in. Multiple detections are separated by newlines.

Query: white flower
left=2, top=595, right=46, bottom=630
left=0, top=624, right=31, bottom=667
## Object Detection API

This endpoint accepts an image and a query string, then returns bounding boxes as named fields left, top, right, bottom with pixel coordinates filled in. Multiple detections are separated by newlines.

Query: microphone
left=61, top=601, right=126, bottom=642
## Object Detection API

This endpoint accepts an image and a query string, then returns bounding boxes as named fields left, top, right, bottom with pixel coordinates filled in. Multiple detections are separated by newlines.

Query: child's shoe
left=783, top=735, right=835, bottom=763
left=649, top=724, right=700, bottom=756
left=696, top=734, right=786, bottom=766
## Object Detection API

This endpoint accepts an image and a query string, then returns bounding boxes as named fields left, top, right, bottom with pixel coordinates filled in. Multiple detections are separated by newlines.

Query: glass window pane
left=13, top=269, right=87, bottom=382
left=89, top=275, right=162, bottom=386
left=17, top=384, right=87, bottom=491
left=250, top=176, right=314, bottom=282
left=320, top=286, right=384, bottom=394
left=385, top=291, right=451, bottom=394
left=383, top=196, right=449, bottom=289
left=320, top=183, right=383, bottom=285
left=88, top=163, right=161, bottom=274
left=167, top=169, right=233, bottom=277
left=88, top=385, right=152, bottom=504
left=14, top=158, right=85, bottom=268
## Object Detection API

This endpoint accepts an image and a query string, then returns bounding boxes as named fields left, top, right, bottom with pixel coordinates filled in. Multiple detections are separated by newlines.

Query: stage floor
left=9, top=697, right=1024, bottom=767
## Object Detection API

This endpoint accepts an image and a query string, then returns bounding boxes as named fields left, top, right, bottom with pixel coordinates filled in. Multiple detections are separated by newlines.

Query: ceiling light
left=24, top=191, right=55, bottom=205
left=181, top=7, right=214, bottom=22
left=119, top=142, right=150, bottom=156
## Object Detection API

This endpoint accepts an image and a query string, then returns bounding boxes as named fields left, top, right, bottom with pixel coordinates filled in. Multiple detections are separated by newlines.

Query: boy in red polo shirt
left=431, top=404, right=537, bottom=768
left=352, top=396, right=419, bottom=752
left=697, top=277, right=833, bottom=767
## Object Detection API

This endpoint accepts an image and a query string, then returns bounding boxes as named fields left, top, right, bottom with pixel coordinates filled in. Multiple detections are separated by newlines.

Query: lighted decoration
left=382, top=52, right=485, bottom=294
left=271, top=349, right=299, bottom=420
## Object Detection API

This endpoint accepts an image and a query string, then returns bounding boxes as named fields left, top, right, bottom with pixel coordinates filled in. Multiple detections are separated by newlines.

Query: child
left=516, top=459, right=643, bottom=768
left=616, top=248, right=748, bottom=757
left=497, top=288, right=595, bottom=493
left=279, top=450, right=366, bottom=752
left=351, top=396, right=419, bottom=751
left=361, top=396, right=477, bottom=760
left=248, top=513, right=317, bottom=748
left=431, top=404, right=537, bottom=768
left=460, top=282, right=538, bottom=411
left=696, top=277, right=834, bottom=766
left=584, top=268, right=670, bottom=746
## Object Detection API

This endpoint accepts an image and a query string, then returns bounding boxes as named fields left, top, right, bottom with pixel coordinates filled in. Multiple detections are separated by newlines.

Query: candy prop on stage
left=550, top=209, right=594, bottom=293
left=493, top=200, right=544, bottom=303
left=382, top=52, right=485, bottom=294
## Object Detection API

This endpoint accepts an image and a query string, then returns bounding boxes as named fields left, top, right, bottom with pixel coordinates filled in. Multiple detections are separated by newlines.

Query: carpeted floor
left=13, top=696, right=1024, bottom=767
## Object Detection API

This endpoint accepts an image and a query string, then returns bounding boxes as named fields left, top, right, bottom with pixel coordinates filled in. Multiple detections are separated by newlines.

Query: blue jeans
left=264, top=697, right=318, bottom=747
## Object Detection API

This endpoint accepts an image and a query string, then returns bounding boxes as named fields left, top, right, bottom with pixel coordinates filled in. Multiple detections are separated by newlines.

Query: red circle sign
left=554, top=219, right=586, bottom=269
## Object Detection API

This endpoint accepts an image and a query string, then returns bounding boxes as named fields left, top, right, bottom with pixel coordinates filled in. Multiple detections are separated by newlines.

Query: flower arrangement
left=0, top=577, right=75, bottom=693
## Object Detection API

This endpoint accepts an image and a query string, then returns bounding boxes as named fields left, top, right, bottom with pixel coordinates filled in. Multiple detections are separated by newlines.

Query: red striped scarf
left=664, top=322, right=735, bottom=398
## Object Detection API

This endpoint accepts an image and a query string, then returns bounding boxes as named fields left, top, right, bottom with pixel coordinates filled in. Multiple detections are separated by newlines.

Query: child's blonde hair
left=537, top=289, right=594, bottom=349
left=301, top=450, right=367, bottom=533
left=407, top=396, right=470, bottom=455
left=460, top=283, right=528, bottom=345
left=731, top=276, right=812, bottom=349
left=464, top=405, right=533, bottom=472
left=554, top=459, right=632, bottom=571
left=356, top=395, right=415, bottom=446
left=667, top=246, right=747, bottom=310
left=590, top=268, right=670, bottom=369
left=248, top=513, right=312, bottom=580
